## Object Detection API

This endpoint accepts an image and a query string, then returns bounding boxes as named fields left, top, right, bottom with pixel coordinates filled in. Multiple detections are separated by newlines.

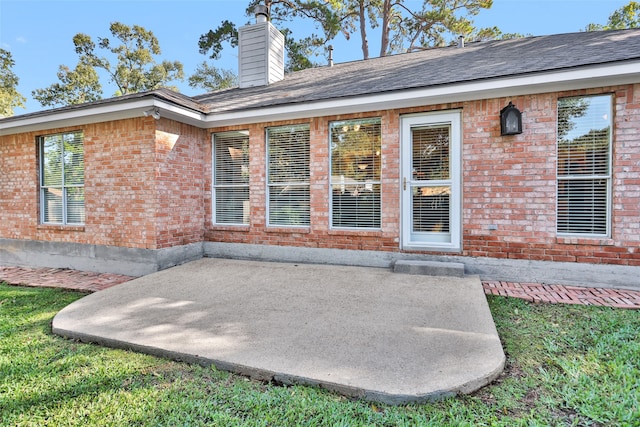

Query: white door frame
left=400, top=111, right=462, bottom=251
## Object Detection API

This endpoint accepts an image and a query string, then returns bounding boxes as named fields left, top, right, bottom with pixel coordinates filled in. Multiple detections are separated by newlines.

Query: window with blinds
left=213, top=131, right=250, bottom=225
left=557, top=95, right=612, bottom=236
left=39, top=131, right=84, bottom=225
left=267, top=124, right=310, bottom=226
left=330, top=118, right=381, bottom=229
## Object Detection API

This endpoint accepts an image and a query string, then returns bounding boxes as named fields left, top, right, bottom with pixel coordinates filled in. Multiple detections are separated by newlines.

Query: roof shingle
left=194, top=29, right=640, bottom=114
left=2, top=29, right=639, bottom=126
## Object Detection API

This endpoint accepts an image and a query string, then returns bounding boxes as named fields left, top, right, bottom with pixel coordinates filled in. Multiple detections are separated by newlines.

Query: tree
left=317, top=0, right=381, bottom=60
left=464, top=26, right=527, bottom=43
left=366, top=0, right=494, bottom=56
left=198, top=0, right=496, bottom=70
left=585, top=1, right=639, bottom=31
left=188, top=62, right=237, bottom=92
left=74, top=22, right=184, bottom=95
left=34, top=22, right=184, bottom=107
left=0, top=49, right=26, bottom=116
left=32, top=62, right=102, bottom=108
left=197, top=2, right=334, bottom=72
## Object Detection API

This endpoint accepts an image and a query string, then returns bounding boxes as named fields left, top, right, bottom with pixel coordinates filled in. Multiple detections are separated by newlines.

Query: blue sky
left=0, top=0, right=631, bottom=114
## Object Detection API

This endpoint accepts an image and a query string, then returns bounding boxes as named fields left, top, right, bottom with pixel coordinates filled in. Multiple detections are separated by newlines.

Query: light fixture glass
left=500, top=102, right=522, bottom=135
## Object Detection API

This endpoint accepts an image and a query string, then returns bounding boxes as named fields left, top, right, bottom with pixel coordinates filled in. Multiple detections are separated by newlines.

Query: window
left=213, top=131, right=250, bottom=225
left=39, top=131, right=84, bottom=225
left=557, top=95, right=612, bottom=236
left=267, top=124, right=310, bottom=226
left=330, top=118, right=381, bottom=229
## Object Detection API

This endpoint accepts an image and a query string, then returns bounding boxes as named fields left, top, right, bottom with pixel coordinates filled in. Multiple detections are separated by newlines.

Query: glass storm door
left=401, top=112, right=461, bottom=250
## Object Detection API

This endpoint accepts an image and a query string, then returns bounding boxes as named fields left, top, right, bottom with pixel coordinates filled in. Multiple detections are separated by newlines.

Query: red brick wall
left=204, top=113, right=403, bottom=252
left=0, top=132, right=39, bottom=240
left=463, top=95, right=558, bottom=259
left=0, top=117, right=206, bottom=250
left=463, top=86, right=640, bottom=266
left=204, top=86, right=640, bottom=266
left=612, top=84, right=640, bottom=264
left=85, top=118, right=157, bottom=248
left=154, top=120, right=207, bottom=248
left=2, top=84, right=638, bottom=266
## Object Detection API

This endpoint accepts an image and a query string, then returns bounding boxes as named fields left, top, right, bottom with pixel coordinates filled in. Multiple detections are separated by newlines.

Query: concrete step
left=393, top=260, right=465, bottom=277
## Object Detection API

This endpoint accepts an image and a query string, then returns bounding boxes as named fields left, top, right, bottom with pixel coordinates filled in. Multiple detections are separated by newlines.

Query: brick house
left=1, top=17, right=639, bottom=289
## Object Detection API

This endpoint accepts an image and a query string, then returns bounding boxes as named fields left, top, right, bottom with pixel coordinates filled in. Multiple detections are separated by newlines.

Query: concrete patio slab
left=52, top=258, right=505, bottom=404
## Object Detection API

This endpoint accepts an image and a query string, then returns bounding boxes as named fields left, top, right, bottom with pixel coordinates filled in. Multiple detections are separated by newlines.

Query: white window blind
left=267, top=124, right=310, bottom=226
left=557, top=95, right=612, bottom=236
left=39, top=131, right=84, bottom=224
left=330, top=118, right=381, bottom=229
left=411, top=126, right=451, bottom=234
left=213, top=131, right=250, bottom=225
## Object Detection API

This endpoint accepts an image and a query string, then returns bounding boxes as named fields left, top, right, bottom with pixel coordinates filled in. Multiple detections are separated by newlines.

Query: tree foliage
left=585, top=1, right=639, bottom=31
left=188, top=62, right=238, bottom=91
left=32, top=63, right=102, bottom=108
left=197, top=1, right=332, bottom=72
left=198, top=0, right=496, bottom=72
left=34, top=22, right=184, bottom=107
left=374, top=0, right=494, bottom=55
left=0, top=49, right=26, bottom=116
left=74, top=22, right=184, bottom=95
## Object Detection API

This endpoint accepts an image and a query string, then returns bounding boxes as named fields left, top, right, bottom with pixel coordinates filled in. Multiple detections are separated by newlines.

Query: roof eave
left=0, top=94, right=207, bottom=136
left=1, top=60, right=638, bottom=136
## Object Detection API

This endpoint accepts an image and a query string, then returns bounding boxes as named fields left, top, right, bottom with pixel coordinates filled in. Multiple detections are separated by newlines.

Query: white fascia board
left=154, top=101, right=206, bottom=126
left=0, top=98, right=206, bottom=136
left=204, top=61, right=640, bottom=128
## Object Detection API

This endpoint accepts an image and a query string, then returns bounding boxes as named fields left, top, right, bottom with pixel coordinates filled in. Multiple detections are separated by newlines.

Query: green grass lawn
left=1, top=283, right=638, bottom=426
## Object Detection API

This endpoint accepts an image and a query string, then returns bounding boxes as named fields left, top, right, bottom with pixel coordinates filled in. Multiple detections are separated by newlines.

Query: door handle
left=403, top=177, right=407, bottom=191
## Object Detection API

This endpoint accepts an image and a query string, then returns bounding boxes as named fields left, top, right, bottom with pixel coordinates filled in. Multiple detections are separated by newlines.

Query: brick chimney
left=238, top=5, right=285, bottom=88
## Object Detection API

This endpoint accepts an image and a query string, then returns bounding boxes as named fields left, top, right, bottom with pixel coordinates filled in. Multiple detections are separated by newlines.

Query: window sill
left=265, top=226, right=310, bottom=234
left=328, top=228, right=382, bottom=237
left=210, top=224, right=250, bottom=232
left=38, top=224, right=85, bottom=232
left=556, top=236, right=614, bottom=246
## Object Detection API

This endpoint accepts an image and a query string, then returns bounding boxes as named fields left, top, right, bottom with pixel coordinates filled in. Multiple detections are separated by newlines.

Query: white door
left=401, top=111, right=461, bottom=250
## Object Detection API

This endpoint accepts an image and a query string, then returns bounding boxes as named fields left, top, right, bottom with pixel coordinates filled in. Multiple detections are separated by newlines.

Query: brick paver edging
left=483, top=281, right=640, bottom=309
left=1, top=265, right=639, bottom=309
left=0, top=266, right=134, bottom=293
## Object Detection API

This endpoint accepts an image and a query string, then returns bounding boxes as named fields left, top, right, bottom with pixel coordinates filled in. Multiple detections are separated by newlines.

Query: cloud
left=16, top=36, right=27, bottom=44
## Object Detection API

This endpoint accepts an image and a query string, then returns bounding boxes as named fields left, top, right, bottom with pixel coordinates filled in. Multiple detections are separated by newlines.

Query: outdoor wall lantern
left=500, top=102, right=522, bottom=135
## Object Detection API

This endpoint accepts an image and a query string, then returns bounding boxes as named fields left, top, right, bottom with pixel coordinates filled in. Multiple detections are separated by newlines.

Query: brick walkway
left=0, top=266, right=135, bottom=293
left=483, top=281, right=640, bottom=309
left=1, top=265, right=639, bottom=309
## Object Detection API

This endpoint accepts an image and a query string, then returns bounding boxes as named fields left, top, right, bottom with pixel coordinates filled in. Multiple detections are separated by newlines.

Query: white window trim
left=265, top=124, right=311, bottom=228
left=556, top=94, right=612, bottom=238
left=212, top=131, right=250, bottom=226
left=329, top=118, right=382, bottom=230
left=39, top=131, right=85, bottom=225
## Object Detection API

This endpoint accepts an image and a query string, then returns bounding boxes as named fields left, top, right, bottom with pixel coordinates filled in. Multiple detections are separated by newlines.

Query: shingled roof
left=194, top=28, right=640, bottom=114
left=2, top=28, right=639, bottom=133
